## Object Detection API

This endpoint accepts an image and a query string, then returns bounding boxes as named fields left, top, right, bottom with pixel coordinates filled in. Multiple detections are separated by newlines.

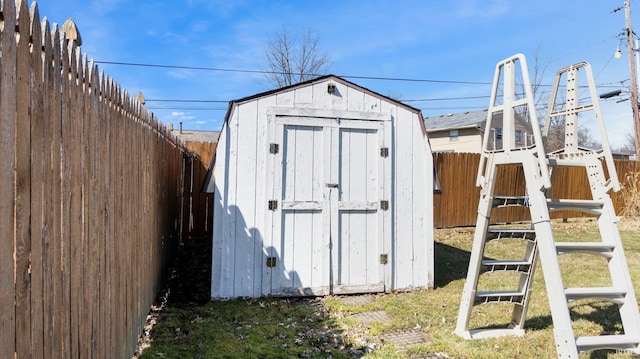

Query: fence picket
left=15, top=0, right=34, bottom=356
left=29, top=4, right=46, bottom=358
left=41, top=16, right=58, bottom=359
left=0, top=0, right=17, bottom=356
left=56, top=22, right=74, bottom=358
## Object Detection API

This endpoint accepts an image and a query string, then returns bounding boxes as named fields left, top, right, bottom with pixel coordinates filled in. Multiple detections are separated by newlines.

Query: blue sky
left=36, top=0, right=639, bottom=149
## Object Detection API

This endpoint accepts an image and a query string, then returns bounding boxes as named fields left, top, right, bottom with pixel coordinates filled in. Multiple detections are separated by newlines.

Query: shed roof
left=222, top=74, right=424, bottom=125
left=203, top=75, right=428, bottom=194
left=423, top=109, right=489, bottom=132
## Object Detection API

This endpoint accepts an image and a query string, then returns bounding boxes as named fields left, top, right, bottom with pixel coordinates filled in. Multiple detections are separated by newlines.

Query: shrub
left=620, top=171, right=640, bottom=219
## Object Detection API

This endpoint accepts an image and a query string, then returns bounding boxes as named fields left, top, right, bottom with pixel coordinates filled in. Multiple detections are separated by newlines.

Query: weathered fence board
left=15, top=1, right=33, bottom=357
left=29, top=4, right=45, bottom=359
left=0, top=0, right=17, bottom=357
left=183, top=141, right=217, bottom=240
left=0, top=1, right=187, bottom=357
left=434, top=152, right=640, bottom=228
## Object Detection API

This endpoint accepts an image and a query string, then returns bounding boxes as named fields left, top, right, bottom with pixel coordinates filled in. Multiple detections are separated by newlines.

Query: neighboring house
left=202, top=75, right=434, bottom=299
left=424, top=109, right=534, bottom=153
left=169, top=127, right=220, bottom=144
left=611, top=149, right=634, bottom=161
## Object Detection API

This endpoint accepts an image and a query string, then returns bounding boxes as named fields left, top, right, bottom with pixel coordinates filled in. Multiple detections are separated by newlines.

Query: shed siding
left=211, top=77, right=433, bottom=299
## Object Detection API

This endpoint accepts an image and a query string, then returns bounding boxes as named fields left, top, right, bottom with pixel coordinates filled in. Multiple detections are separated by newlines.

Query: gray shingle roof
left=171, top=129, right=220, bottom=143
left=423, top=109, right=489, bottom=132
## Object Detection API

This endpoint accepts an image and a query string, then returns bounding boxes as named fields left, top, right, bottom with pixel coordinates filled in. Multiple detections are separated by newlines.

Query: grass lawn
left=136, top=218, right=640, bottom=359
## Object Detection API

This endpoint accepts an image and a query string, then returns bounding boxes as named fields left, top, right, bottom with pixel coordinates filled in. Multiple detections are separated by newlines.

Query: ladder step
left=575, top=334, right=640, bottom=354
left=555, top=242, right=615, bottom=258
left=486, top=228, right=535, bottom=242
left=565, top=287, right=627, bottom=304
left=547, top=153, right=604, bottom=168
left=475, top=290, right=525, bottom=305
left=546, top=199, right=604, bottom=215
left=481, top=260, right=532, bottom=273
left=492, top=196, right=529, bottom=208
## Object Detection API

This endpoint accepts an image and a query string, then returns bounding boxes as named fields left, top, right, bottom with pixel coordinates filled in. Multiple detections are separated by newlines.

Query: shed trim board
left=210, top=75, right=434, bottom=299
left=267, top=106, right=393, bottom=122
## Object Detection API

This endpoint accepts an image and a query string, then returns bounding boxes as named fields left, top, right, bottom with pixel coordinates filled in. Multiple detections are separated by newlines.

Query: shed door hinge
left=380, top=200, right=389, bottom=210
left=380, top=147, right=389, bottom=158
left=380, top=254, right=388, bottom=264
left=268, top=200, right=278, bottom=211
left=269, top=143, right=279, bottom=154
left=266, top=257, right=277, bottom=267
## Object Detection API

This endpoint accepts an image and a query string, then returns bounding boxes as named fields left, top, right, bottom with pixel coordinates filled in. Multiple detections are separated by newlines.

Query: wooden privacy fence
left=0, top=1, right=186, bottom=358
left=182, top=141, right=217, bottom=241
left=434, top=152, right=640, bottom=228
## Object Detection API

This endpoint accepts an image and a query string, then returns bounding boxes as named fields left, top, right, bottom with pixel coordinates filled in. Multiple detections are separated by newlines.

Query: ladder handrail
left=476, top=54, right=551, bottom=190
left=543, top=62, right=620, bottom=193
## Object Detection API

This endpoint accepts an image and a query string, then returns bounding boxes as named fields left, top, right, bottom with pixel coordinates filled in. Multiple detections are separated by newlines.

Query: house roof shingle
left=423, top=109, right=489, bottom=132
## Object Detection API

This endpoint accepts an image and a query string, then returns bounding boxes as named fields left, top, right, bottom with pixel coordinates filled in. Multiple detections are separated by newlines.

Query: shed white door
left=266, top=115, right=389, bottom=296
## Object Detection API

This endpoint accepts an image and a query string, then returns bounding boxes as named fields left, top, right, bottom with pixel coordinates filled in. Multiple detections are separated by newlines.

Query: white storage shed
left=205, top=75, right=434, bottom=299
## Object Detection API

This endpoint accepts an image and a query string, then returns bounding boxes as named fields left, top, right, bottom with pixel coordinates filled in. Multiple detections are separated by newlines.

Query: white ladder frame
left=455, top=54, right=640, bottom=357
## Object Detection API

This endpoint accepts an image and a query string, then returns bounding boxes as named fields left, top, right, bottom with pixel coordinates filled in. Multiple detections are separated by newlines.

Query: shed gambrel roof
left=222, top=74, right=425, bottom=127
left=202, top=74, right=429, bottom=194
left=423, top=109, right=489, bottom=132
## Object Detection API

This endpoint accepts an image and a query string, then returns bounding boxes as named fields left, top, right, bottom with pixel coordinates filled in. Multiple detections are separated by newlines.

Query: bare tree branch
left=263, top=27, right=331, bottom=88
left=617, top=131, right=637, bottom=153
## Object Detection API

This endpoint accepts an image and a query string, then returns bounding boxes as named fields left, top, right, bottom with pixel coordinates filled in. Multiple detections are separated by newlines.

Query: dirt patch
left=132, top=239, right=212, bottom=358
left=165, top=240, right=213, bottom=305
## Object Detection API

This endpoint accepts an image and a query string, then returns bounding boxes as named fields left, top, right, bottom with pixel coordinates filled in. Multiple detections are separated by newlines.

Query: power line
left=94, top=60, right=493, bottom=85
left=95, top=61, right=626, bottom=90
left=98, top=61, right=628, bottom=111
left=146, top=99, right=229, bottom=103
left=96, top=60, right=625, bottom=94
left=145, top=95, right=493, bottom=104
left=145, top=87, right=622, bottom=106
left=341, top=74, right=490, bottom=85
left=419, top=106, right=487, bottom=111
left=146, top=107, right=228, bottom=111
left=403, top=95, right=490, bottom=102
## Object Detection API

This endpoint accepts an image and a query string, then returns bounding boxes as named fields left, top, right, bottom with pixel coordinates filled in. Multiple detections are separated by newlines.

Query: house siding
left=428, top=128, right=482, bottom=153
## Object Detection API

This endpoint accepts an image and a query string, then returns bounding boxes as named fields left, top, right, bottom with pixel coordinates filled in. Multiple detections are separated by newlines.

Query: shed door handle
left=326, top=183, right=339, bottom=188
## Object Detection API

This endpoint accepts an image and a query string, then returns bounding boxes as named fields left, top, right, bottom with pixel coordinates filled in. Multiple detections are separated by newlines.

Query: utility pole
left=624, top=1, right=640, bottom=158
